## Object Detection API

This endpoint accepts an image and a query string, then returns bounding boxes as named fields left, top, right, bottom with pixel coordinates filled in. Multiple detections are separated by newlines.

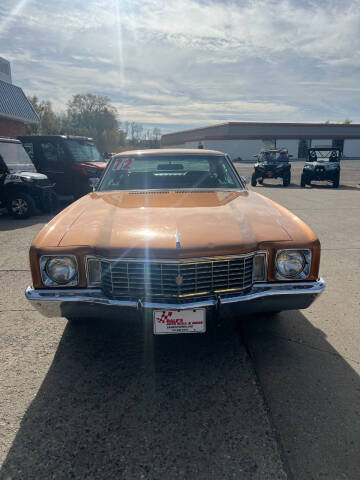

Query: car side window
left=40, top=142, right=65, bottom=164
left=23, top=143, right=35, bottom=160
left=0, top=154, right=7, bottom=175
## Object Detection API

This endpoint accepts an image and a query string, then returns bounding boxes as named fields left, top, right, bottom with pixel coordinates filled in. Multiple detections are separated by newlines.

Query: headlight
left=275, top=250, right=311, bottom=280
left=86, top=167, right=99, bottom=175
left=20, top=175, right=34, bottom=182
left=40, top=255, right=78, bottom=286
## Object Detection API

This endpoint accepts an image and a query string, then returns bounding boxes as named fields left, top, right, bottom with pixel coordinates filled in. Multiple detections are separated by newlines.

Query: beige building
left=161, top=122, right=360, bottom=160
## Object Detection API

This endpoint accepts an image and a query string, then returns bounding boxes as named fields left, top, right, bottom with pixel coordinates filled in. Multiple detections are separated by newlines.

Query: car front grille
left=98, top=255, right=255, bottom=301
left=37, top=178, right=52, bottom=187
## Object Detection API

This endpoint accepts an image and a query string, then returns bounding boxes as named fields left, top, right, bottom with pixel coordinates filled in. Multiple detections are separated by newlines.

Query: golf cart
left=0, top=138, right=57, bottom=219
left=301, top=146, right=341, bottom=188
left=251, top=149, right=291, bottom=187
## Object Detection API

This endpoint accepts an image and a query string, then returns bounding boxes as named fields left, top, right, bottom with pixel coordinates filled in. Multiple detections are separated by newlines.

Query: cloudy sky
left=1, top=0, right=360, bottom=132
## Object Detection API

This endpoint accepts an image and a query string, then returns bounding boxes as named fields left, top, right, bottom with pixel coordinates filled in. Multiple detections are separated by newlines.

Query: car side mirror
left=89, top=177, right=99, bottom=191
left=241, top=175, right=249, bottom=185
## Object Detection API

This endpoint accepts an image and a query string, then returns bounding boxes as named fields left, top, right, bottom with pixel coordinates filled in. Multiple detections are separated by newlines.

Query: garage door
left=343, top=139, right=360, bottom=158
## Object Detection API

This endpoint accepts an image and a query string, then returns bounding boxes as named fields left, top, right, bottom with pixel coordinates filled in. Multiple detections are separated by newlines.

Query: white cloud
left=115, top=99, right=298, bottom=125
left=0, top=0, right=360, bottom=130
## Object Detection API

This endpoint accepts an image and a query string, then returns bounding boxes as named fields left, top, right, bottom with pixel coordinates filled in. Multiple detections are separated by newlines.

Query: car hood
left=305, top=161, right=337, bottom=168
left=7, top=163, right=36, bottom=174
left=6, top=170, right=48, bottom=180
left=77, top=161, right=107, bottom=170
left=34, top=190, right=317, bottom=258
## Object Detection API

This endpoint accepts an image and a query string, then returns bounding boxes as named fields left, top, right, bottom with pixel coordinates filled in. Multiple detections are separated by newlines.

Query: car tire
left=66, top=317, right=85, bottom=325
left=333, top=173, right=340, bottom=188
left=283, top=172, right=291, bottom=187
left=251, top=173, right=257, bottom=187
left=300, top=174, right=306, bottom=188
left=7, top=192, right=35, bottom=219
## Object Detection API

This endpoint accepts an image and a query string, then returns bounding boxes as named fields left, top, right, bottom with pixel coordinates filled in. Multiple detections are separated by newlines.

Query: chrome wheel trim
left=11, top=198, right=28, bottom=215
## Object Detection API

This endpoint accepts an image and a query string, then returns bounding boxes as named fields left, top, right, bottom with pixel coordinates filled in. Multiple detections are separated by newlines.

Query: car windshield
left=259, top=151, right=288, bottom=163
left=308, top=150, right=340, bottom=162
left=0, top=142, right=33, bottom=167
left=66, top=139, right=103, bottom=163
left=99, top=154, right=241, bottom=191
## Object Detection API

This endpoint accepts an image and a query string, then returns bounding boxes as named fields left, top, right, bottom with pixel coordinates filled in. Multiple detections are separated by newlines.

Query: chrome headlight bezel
left=275, top=249, right=311, bottom=280
left=40, top=255, right=78, bottom=287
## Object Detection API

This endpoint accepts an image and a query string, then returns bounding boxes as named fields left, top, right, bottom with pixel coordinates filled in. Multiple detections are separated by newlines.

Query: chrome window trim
left=40, top=254, right=79, bottom=287
left=97, top=153, right=245, bottom=192
left=275, top=249, right=311, bottom=280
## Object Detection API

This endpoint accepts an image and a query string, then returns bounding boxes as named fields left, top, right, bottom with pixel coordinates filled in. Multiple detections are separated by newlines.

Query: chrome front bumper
left=25, top=279, right=326, bottom=319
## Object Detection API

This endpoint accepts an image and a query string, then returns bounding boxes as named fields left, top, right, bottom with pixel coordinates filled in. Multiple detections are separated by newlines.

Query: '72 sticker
left=113, top=158, right=133, bottom=171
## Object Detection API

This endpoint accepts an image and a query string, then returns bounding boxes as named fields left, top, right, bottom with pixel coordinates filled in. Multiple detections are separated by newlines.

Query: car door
left=38, top=140, right=71, bottom=194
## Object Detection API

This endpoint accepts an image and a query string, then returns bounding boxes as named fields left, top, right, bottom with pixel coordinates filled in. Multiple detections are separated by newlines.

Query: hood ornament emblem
left=175, top=274, right=183, bottom=287
left=175, top=228, right=181, bottom=250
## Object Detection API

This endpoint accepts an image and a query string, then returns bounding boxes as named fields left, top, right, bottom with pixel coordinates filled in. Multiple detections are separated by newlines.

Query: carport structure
left=161, top=122, right=360, bottom=160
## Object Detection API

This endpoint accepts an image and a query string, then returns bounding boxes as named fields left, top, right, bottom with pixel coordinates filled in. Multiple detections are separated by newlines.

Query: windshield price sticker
left=153, top=309, right=206, bottom=335
left=113, top=158, right=133, bottom=171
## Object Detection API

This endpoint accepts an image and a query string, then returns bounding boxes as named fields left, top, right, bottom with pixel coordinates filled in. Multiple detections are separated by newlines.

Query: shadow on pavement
left=251, top=183, right=300, bottom=189
left=302, top=183, right=359, bottom=191
left=0, top=212, right=54, bottom=231
left=0, top=316, right=285, bottom=480
left=0, top=199, right=71, bottom=232
left=240, top=310, right=360, bottom=480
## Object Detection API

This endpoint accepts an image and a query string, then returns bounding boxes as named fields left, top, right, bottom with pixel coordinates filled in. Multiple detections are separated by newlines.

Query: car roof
left=115, top=148, right=226, bottom=156
left=308, top=146, right=341, bottom=150
left=260, top=149, right=284, bottom=153
left=18, top=135, right=94, bottom=141
left=0, top=137, right=21, bottom=144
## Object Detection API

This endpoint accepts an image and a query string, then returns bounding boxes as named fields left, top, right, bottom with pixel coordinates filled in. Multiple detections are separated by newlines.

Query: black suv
left=301, top=146, right=341, bottom=188
left=0, top=138, right=56, bottom=219
left=18, top=135, right=107, bottom=198
left=251, top=149, right=291, bottom=187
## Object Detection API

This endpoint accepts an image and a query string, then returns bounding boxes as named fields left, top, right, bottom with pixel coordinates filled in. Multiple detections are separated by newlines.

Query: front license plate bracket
left=153, top=309, right=206, bottom=335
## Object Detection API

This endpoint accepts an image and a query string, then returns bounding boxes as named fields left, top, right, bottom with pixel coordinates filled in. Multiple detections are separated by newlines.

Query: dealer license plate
left=153, top=309, right=206, bottom=335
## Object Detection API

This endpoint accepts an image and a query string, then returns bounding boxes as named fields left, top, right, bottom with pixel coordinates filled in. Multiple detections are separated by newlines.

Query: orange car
left=26, top=149, right=325, bottom=335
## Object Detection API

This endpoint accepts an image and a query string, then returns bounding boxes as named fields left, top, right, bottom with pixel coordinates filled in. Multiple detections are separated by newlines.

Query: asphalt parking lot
left=0, top=161, right=359, bottom=479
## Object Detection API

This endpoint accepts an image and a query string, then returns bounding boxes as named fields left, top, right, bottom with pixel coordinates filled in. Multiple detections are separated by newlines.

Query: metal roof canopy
left=162, top=121, right=360, bottom=146
left=0, top=136, right=22, bottom=144
left=0, top=80, right=39, bottom=124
